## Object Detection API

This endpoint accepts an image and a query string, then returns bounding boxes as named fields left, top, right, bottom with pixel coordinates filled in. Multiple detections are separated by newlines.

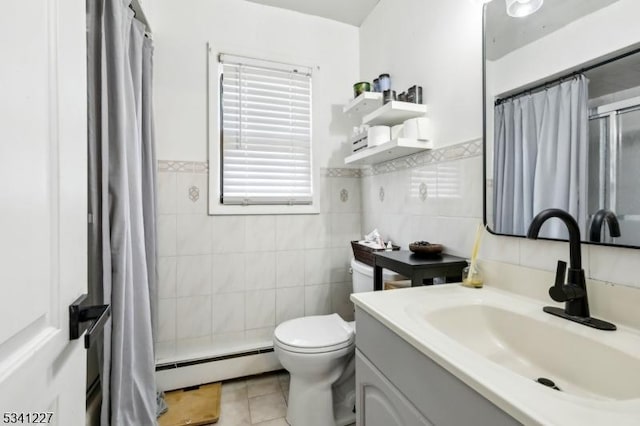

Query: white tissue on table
left=358, top=228, right=385, bottom=250
left=363, top=228, right=380, bottom=241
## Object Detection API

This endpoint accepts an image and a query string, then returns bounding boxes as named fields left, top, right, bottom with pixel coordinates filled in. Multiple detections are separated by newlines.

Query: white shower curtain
left=493, top=76, right=589, bottom=239
left=87, top=0, right=158, bottom=425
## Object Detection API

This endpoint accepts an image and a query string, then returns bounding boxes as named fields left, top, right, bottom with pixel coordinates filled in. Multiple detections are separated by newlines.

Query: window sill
left=208, top=202, right=320, bottom=216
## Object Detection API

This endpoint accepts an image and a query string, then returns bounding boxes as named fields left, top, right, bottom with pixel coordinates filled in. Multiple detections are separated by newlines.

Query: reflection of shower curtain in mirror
left=493, top=76, right=589, bottom=239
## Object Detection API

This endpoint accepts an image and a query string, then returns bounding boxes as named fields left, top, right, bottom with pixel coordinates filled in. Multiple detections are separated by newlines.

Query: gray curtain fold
left=87, top=0, right=158, bottom=425
left=493, top=76, right=589, bottom=239
left=141, top=37, right=158, bottom=340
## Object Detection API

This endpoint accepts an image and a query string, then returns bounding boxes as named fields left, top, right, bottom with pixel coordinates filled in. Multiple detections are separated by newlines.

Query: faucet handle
left=549, top=261, right=587, bottom=302
left=549, top=260, right=568, bottom=302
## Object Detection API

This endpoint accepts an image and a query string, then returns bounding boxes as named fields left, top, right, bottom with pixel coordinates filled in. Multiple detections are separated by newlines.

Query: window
left=218, top=54, right=313, bottom=207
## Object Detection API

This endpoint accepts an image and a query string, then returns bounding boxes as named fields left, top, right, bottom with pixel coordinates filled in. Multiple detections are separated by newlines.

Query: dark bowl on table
left=409, top=242, right=443, bottom=257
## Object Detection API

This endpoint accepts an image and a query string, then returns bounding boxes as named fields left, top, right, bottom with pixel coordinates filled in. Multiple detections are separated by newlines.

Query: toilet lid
left=274, top=314, right=354, bottom=353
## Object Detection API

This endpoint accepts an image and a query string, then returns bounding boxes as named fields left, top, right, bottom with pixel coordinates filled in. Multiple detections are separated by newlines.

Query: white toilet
left=273, top=259, right=401, bottom=426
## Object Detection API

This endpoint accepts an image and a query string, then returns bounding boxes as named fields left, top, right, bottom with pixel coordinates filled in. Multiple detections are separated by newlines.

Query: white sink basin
left=352, top=284, right=640, bottom=425
left=410, top=303, right=640, bottom=401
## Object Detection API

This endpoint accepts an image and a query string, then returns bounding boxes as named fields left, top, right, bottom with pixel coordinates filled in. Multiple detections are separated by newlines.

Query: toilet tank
left=350, top=259, right=403, bottom=293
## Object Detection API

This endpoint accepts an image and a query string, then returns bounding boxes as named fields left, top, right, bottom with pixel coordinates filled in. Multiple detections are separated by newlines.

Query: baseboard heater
left=155, top=347, right=275, bottom=371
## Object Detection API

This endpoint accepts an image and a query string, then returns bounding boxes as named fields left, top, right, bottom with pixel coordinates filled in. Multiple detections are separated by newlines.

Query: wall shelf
left=344, top=138, right=432, bottom=166
left=363, top=101, right=427, bottom=126
left=343, top=92, right=383, bottom=116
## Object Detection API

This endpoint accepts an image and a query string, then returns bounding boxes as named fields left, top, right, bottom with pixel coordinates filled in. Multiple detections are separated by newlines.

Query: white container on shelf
left=367, top=126, right=391, bottom=147
left=391, top=124, right=403, bottom=140
left=402, top=117, right=429, bottom=141
left=351, top=135, right=368, bottom=152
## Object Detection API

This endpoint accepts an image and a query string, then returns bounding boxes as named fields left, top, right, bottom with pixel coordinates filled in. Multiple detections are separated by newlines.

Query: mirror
left=483, top=0, right=640, bottom=247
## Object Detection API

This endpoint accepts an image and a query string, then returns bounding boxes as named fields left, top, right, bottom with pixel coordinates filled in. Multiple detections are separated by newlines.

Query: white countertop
left=351, top=284, right=640, bottom=426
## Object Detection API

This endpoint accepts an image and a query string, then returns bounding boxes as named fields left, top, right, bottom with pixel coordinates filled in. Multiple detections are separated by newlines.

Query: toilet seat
left=274, top=314, right=354, bottom=354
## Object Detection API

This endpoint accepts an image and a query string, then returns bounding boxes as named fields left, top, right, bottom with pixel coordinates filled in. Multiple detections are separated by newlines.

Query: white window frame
left=208, top=46, right=320, bottom=215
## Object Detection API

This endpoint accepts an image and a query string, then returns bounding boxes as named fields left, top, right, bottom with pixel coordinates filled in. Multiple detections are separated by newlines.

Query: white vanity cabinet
left=356, top=350, right=433, bottom=425
left=355, top=308, right=520, bottom=426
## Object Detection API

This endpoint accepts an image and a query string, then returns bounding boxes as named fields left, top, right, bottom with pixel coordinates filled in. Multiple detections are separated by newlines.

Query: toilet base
left=284, top=363, right=356, bottom=426
left=286, top=375, right=335, bottom=426
left=285, top=385, right=356, bottom=426
left=334, top=399, right=356, bottom=426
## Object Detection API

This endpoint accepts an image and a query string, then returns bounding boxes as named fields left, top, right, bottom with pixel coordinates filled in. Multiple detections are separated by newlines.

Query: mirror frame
left=480, top=4, right=640, bottom=250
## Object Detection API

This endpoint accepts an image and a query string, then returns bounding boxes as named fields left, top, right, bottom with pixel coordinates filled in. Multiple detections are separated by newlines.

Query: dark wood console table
left=373, top=251, right=467, bottom=291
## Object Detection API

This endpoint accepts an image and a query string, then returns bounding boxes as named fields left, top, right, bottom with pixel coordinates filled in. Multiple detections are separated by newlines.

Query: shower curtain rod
left=495, top=45, right=640, bottom=106
left=494, top=73, right=583, bottom=105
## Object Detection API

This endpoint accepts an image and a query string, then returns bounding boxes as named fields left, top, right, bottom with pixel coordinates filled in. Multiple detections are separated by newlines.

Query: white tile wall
left=303, top=214, right=332, bottom=249
left=177, top=296, right=212, bottom=339
left=157, top=141, right=640, bottom=365
left=361, top=157, right=484, bottom=255
left=176, top=173, right=207, bottom=214
left=275, top=216, right=306, bottom=251
left=155, top=170, right=362, bottom=361
left=304, top=249, right=333, bottom=285
left=304, top=284, right=332, bottom=316
left=276, top=287, right=305, bottom=324
left=157, top=298, right=176, bottom=342
left=330, top=213, right=361, bottom=247
left=275, top=251, right=305, bottom=288
left=246, top=290, right=276, bottom=329
left=330, top=282, right=354, bottom=321
left=330, top=247, right=351, bottom=284
left=588, top=245, right=638, bottom=288
left=158, top=256, right=177, bottom=298
left=157, top=173, right=177, bottom=214
left=245, top=216, right=276, bottom=252
left=212, top=216, right=246, bottom=253
left=177, top=214, right=212, bottom=255
left=177, top=255, right=212, bottom=297
left=157, top=215, right=177, bottom=256
left=245, top=252, right=276, bottom=291
left=518, top=238, right=587, bottom=273
left=212, top=253, right=245, bottom=293
left=330, top=177, right=362, bottom=213
left=358, top=142, right=640, bottom=308
left=213, top=293, right=245, bottom=334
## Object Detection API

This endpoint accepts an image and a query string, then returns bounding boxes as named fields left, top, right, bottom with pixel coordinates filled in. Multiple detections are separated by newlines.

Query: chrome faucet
left=527, top=208, right=616, bottom=331
left=589, top=209, right=621, bottom=243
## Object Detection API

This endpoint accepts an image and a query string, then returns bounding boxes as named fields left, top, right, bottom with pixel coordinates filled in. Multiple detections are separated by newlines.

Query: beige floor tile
left=248, top=392, right=287, bottom=424
left=277, top=371, right=289, bottom=382
left=222, top=379, right=248, bottom=403
left=223, top=378, right=247, bottom=390
left=253, top=417, right=290, bottom=426
left=247, top=375, right=281, bottom=398
left=278, top=372, right=290, bottom=387
left=278, top=371, right=290, bottom=398
left=217, top=399, right=251, bottom=426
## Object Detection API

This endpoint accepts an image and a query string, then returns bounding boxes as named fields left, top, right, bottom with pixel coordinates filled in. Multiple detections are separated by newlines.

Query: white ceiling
left=244, top=0, right=380, bottom=26
left=486, top=0, right=620, bottom=60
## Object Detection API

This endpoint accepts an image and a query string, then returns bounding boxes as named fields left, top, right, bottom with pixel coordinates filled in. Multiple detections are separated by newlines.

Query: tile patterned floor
left=213, top=371, right=291, bottom=426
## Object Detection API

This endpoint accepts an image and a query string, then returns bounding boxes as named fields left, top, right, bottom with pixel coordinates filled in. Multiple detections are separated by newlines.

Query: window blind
left=219, top=54, right=313, bottom=205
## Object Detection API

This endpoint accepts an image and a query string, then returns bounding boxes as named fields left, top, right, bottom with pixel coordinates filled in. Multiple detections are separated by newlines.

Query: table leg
left=374, top=262, right=383, bottom=291
left=411, top=274, right=424, bottom=287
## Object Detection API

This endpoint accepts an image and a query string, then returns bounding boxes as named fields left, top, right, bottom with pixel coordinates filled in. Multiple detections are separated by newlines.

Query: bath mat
left=158, top=383, right=221, bottom=426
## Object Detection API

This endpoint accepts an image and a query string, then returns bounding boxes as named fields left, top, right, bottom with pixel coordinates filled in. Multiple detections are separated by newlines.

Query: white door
left=0, top=1, right=88, bottom=425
